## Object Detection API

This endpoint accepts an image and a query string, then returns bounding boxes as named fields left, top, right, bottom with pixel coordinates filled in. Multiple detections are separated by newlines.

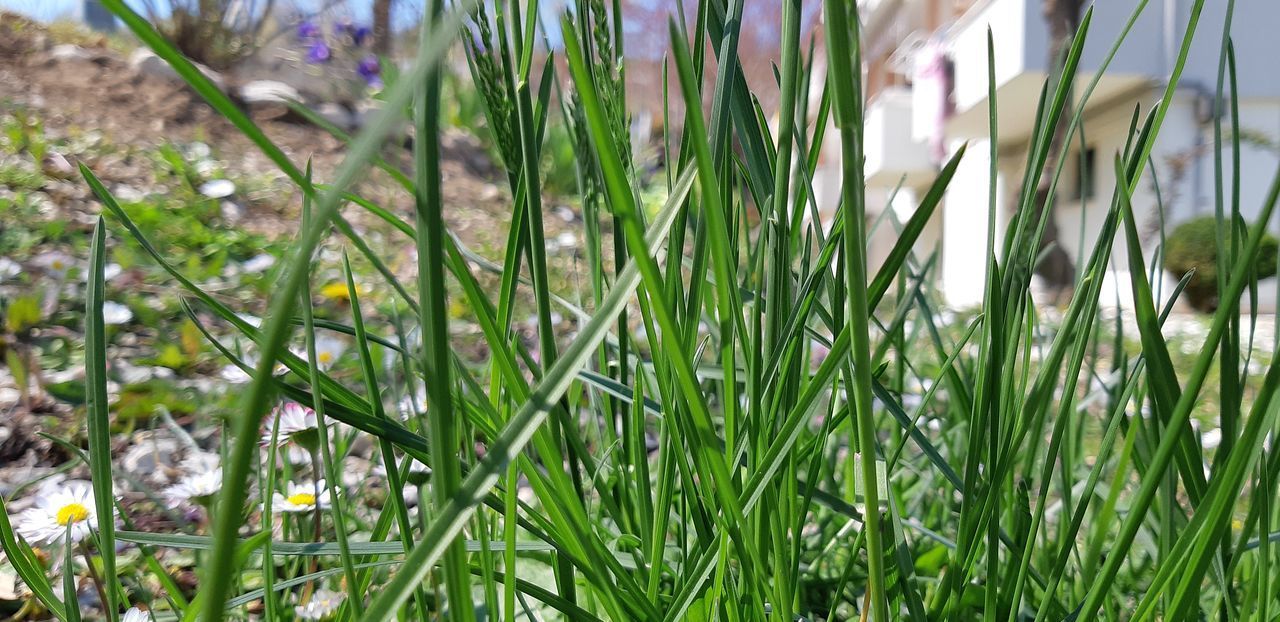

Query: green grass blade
left=358, top=136, right=689, bottom=620
left=1079, top=103, right=1280, bottom=617
left=84, top=216, right=119, bottom=621
left=821, top=0, right=889, bottom=617
left=413, top=1, right=474, bottom=615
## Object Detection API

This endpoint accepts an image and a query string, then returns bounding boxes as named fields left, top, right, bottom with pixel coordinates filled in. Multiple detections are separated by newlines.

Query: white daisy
left=220, top=363, right=252, bottom=384
left=122, top=607, right=151, bottom=622
left=101, top=301, right=133, bottom=325
left=312, top=334, right=346, bottom=370
left=32, top=252, right=75, bottom=280
left=260, top=402, right=320, bottom=449
left=164, top=454, right=222, bottom=506
left=14, top=480, right=108, bottom=549
left=294, top=588, right=345, bottom=620
left=220, top=348, right=285, bottom=383
left=272, top=480, right=333, bottom=513
left=284, top=444, right=313, bottom=466
left=185, top=451, right=221, bottom=472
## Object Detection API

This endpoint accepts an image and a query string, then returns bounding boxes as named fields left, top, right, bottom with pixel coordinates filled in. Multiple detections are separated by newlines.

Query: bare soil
left=0, top=11, right=521, bottom=248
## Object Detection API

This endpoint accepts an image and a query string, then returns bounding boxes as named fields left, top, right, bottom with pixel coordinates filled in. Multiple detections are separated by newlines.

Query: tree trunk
left=1028, top=0, right=1083, bottom=292
left=372, top=0, right=393, bottom=57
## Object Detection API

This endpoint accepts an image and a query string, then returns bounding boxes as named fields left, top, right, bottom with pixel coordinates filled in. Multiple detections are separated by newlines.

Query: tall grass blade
left=84, top=216, right=119, bottom=621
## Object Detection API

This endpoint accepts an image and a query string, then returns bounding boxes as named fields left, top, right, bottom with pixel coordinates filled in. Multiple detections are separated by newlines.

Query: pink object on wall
left=912, top=39, right=953, bottom=164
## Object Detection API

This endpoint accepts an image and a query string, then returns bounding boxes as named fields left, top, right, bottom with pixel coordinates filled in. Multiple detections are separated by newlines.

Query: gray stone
left=553, top=205, right=577, bottom=223
left=220, top=200, right=244, bottom=223
left=47, top=44, right=91, bottom=62
left=315, top=102, right=355, bottom=130
left=198, top=178, right=236, bottom=199
left=239, top=79, right=301, bottom=105
left=129, top=48, right=226, bottom=91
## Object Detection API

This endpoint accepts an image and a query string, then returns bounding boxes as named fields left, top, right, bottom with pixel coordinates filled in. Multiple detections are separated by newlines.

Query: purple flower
left=296, top=20, right=320, bottom=40
left=357, top=55, right=382, bottom=85
left=335, top=22, right=371, bottom=46
left=353, top=25, right=372, bottom=46
left=305, top=41, right=331, bottom=64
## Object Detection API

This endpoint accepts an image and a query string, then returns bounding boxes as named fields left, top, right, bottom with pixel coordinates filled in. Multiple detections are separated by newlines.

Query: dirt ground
left=0, top=11, right=527, bottom=251
left=0, top=13, right=593, bottom=493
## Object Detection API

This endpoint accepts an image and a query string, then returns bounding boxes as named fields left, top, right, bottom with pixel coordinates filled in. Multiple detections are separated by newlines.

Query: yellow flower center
left=52, top=260, right=65, bottom=270
left=56, top=503, right=90, bottom=526
left=286, top=493, right=316, bottom=507
left=318, top=351, right=333, bottom=364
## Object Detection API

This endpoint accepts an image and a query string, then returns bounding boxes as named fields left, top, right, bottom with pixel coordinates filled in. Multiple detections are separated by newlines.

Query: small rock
left=351, top=99, right=409, bottom=138
left=47, top=43, right=91, bottom=62
left=101, top=301, right=133, bottom=325
left=199, top=179, right=236, bottom=199
left=0, top=258, right=20, bottom=279
left=129, top=48, right=225, bottom=91
left=0, top=566, right=28, bottom=600
left=241, top=253, right=275, bottom=273
left=188, top=142, right=212, bottom=159
left=41, top=151, right=75, bottom=178
left=553, top=205, right=576, bottom=223
left=120, top=434, right=183, bottom=484
left=352, top=98, right=380, bottom=127
left=115, top=361, right=153, bottom=384
left=315, top=102, right=355, bottom=130
left=194, top=159, right=218, bottom=177
left=220, top=199, right=244, bottom=223
left=239, top=79, right=301, bottom=105
left=113, top=184, right=145, bottom=202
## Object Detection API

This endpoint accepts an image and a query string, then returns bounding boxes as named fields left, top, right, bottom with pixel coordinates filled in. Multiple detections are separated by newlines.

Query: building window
left=1073, top=147, right=1096, bottom=201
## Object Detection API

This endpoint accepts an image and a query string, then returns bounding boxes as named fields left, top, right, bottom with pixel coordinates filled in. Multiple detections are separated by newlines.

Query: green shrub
left=152, top=1, right=263, bottom=70
left=1163, top=215, right=1278, bottom=311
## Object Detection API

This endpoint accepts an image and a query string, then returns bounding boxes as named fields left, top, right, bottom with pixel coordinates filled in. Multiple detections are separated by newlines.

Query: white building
left=852, top=0, right=1280, bottom=309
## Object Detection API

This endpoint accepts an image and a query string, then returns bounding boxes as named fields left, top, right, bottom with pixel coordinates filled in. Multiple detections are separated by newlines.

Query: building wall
left=815, top=0, right=1280, bottom=309
left=941, top=87, right=1280, bottom=310
left=956, top=0, right=1280, bottom=108
left=935, top=0, right=1280, bottom=309
left=1191, top=99, right=1280, bottom=223
left=941, top=137, right=1009, bottom=307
